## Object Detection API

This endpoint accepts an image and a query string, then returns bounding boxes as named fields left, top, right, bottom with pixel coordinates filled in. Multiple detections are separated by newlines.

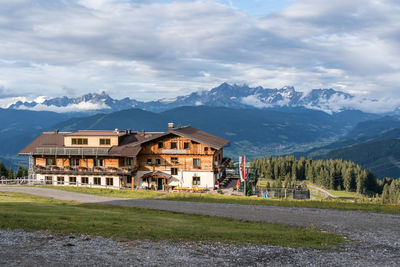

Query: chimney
left=168, top=122, right=174, bottom=130
left=141, top=130, right=145, bottom=136
left=125, top=129, right=132, bottom=135
left=114, top=128, right=119, bottom=134
left=55, top=129, right=59, bottom=134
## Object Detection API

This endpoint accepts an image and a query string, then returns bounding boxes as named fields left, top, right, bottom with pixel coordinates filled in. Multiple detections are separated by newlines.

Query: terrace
left=34, top=165, right=138, bottom=176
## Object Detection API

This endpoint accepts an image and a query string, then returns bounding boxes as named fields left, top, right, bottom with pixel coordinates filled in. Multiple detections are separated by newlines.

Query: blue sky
left=0, top=0, right=400, bottom=112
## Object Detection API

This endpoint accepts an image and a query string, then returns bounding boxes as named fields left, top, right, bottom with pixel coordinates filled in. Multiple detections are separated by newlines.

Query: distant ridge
left=8, top=83, right=354, bottom=114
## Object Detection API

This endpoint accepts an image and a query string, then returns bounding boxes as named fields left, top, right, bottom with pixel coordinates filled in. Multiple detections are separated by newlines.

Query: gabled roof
left=19, top=132, right=67, bottom=154
left=130, top=126, right=230, bottom=149
left=108, top=144, right=141, bottom=157
left=171, top=126, right=230, bottom=149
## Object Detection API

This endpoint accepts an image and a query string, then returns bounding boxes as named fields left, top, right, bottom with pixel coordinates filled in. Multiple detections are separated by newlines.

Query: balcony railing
left=34, top=165, right=138, bottom=176
left=35, top=147, right=110, bottom=156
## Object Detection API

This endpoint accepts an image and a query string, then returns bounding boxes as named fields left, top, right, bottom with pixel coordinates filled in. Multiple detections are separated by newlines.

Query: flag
left=239, top=156, right=246, bottom=182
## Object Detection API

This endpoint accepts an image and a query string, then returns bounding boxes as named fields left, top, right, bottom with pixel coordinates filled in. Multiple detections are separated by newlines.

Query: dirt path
left=0, top=186, right=399, bottom=266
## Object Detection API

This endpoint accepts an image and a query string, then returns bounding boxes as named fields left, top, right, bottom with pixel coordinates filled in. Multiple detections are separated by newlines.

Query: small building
left=19, top=123, right=230, bottom=190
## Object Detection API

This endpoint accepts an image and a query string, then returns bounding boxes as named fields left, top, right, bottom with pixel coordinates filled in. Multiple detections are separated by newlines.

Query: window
left=100, top=138, right=111, bottom=145
left=155, top=158, right=161, bottom=165
left=147, top=158, right=152, bottom=165
left=46, top=158, right=56, bottom=166
left=204, top=147, right=209, bottom=152
left=94, top=177, right=101, bottom=185
left=170, top=142, right=177, bottom=149
left=69, top=177, right=76, bottom=185
left=72, top=138, right=88, bottom=145
left=94, top=159, right=104, bottom=167
left=193, top=158, right=201, bottom=168
left=171, top=157, right=178, bottom=164
left=127, top=176, right=132, bottom=183
left=171, top=168, right=178, bottom=175
left=125, top=158, right=132, bottom=166
left=184, top=142, right=189, bottom=149
left=158, top=142, right=163, bottom=149
left=81, top=177, right=88, bottom=184
left=106, top=177, right=113, bottom=186
left=192, top=176, right=200, bottom=186
left=57, top=176, right=64, bottom=185
left=45, top=176, right=53, bottom=184
left=70, top=158, right=80, bottom=167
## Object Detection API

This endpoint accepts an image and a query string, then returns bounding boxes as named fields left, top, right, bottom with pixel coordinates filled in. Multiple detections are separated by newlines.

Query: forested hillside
left=54, top=106, right=377, bottom=158
left=250, top=156, right=396, bottom=199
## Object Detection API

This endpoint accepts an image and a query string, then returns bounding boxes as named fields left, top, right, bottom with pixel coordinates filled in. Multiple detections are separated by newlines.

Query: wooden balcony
left=34, top=165, right=138, bottom=176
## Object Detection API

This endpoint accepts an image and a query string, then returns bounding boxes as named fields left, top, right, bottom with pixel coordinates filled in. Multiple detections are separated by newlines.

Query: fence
left=0, top=178, right=121, bottom=189
left=256, top=187, right=310, bottom=199
left=0, top=178, right=39, bottom=185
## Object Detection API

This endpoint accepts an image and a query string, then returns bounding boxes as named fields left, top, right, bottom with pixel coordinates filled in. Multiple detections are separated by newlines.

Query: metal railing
left=34, top=165, right=137, bottom=175
left=35, top=147, right=110, bottom=156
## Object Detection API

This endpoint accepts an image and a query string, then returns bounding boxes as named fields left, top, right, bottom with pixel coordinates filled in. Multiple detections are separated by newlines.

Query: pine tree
left=381, top=184, right=390, bottom=204
left=16, top=165, right=23, bottom=178
left=0, top=162, right=7, bottom=178
left=7, top=168, right=14, bottom=179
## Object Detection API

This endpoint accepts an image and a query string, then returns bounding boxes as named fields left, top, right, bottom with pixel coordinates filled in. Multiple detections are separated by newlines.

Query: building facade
left=19, top=123, right=230, bottom=190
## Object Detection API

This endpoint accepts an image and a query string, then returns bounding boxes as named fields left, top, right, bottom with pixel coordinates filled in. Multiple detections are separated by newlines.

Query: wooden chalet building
left=19, top=123, right=230, bottom=190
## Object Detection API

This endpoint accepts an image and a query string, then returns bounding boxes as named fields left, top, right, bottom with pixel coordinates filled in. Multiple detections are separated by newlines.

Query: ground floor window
left=106, top=177, right=113, bottom=186
left=81, top=177, right=89, bottom=185
left=45, top=176, right=53, bottom=184
left=192, top=176, right=200, bottom=186
left=94, top=177, right=101, bottom=185
left=171, top=168, right=178, bottom=175
left=69, top=176, right=76, bottom=185
left=57, top=176, right=64, bottom=185
left=127, top=176, right=132, bottom=183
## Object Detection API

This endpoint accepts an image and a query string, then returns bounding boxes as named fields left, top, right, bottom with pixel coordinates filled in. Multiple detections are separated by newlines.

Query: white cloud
left=15, top=101, right=111, bottom=113
left=0, top=0, right=399, bottom=103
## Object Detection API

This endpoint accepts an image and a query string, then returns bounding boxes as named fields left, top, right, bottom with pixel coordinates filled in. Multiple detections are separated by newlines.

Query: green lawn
left=37, top=185, right=400, bottom=215
left=0, top=192, right=344, bottom=249
left=325, top=189, right=362, bottom=199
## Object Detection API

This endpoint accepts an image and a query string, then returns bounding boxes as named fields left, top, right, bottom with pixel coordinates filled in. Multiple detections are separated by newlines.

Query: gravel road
left=0, top=186, right=399, bottom=266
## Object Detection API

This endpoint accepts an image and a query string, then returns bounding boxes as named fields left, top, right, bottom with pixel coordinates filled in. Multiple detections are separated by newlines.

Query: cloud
left=0, top=0, right=399, bottom=103
left=15, top=101, right=111, bottom=113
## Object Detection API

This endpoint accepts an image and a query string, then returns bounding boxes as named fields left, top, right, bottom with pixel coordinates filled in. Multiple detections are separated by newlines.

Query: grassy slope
left=38, top=186, right=400, bottom=215
left=0, top=192, right=344, bottom=249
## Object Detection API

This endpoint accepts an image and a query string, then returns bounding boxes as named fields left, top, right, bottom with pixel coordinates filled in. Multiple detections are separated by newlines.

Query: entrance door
left=157, top=179, right=163, bottom=190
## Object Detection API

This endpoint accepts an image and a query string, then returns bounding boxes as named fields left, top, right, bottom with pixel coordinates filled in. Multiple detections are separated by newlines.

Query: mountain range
left=8, top=83, right=354, bottom=114
left=3, top=82, right=400, bottom=179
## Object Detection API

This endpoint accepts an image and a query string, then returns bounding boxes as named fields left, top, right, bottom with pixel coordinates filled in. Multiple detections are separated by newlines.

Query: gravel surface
left=0, top=186, right=399, bottom=266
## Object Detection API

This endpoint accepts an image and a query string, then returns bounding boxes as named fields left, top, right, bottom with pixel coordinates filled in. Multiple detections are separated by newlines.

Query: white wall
left=36, top=174, right=120, bottom=188
left=134, top=170, right=215, bottom=189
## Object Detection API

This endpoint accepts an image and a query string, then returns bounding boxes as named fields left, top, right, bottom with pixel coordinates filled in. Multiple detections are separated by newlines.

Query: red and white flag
left=239, top=156, right=246, bottom=182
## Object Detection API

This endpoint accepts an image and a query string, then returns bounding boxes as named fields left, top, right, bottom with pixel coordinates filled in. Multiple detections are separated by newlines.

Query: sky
left=0, top=0, right=399, bottom=105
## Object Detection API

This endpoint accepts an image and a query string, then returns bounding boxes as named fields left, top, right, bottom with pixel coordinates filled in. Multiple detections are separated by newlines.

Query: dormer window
left=100, top=138, right=111, bottom=145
